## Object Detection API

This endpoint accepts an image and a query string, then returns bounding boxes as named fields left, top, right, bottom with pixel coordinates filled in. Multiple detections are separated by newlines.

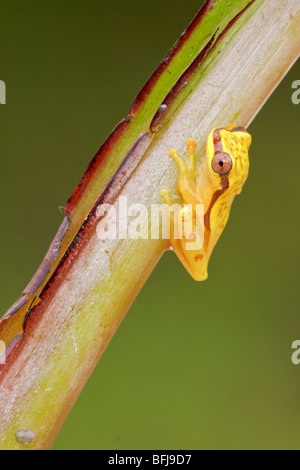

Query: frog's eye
left=211, top=152, right=232, bottom=176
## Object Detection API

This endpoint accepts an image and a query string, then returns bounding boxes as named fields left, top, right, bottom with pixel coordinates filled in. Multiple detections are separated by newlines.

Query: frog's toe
left=160, top=188, right=172, bottom=205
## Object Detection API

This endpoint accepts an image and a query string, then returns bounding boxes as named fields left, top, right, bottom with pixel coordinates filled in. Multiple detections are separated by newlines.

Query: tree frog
left=161, top=125, right=251, bottom=281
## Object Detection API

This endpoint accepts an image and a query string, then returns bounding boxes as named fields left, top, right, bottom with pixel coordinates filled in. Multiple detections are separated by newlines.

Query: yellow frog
left=161, top=125, right=251, bottom=281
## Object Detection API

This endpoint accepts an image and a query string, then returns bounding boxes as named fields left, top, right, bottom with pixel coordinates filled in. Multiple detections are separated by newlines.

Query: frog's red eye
left=211, top=152, right=232, bottom=176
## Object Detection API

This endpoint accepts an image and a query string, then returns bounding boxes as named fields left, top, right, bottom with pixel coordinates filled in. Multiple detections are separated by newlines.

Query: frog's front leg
left=166, top=139, right=201, bottom=205
left=161, top=140, right=207, bottom=281
left=161, top=138, right=202, bottom=208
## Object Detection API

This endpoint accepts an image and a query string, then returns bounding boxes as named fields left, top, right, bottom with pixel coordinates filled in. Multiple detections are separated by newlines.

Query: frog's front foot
left=161, top=139, right=200, bottom=206
left=160, top=188, right=174, bottom=207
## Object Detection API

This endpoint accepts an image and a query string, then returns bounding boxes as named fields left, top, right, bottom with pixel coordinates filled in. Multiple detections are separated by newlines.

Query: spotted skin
left=161, top=125, right=251, bottom=281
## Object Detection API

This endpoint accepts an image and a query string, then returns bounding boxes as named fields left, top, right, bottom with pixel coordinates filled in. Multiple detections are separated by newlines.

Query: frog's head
left=205, top=125, right=251, bottom=195
left=193, top=125, right=251, bottom=281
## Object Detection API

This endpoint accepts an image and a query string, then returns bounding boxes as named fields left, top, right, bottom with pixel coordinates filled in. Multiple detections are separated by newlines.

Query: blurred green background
left=0, top=0, right=299, bottom=450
